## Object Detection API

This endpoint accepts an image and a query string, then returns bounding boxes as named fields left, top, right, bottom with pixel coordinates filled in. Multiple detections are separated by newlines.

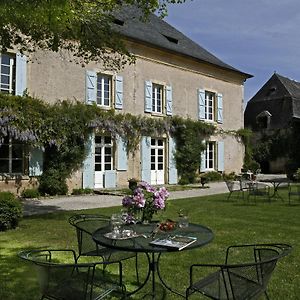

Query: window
left=205, top=91, right=215, bottom=121
left=0, top=54, right=15, bottom=94
left=96, top=74, right=112, bottom=107
left=145, top=81, right=172, bottom=116
left=94, top=136, right=113, bottom=172
left=198, top=90, right=223, bottom=123
left=256, top=111, right=272, bottom=130
left=204, top=142, right=215, bottom=170
left=152, top=84, right=163, bottom=113
left=0, top=137, right=25, bottom=174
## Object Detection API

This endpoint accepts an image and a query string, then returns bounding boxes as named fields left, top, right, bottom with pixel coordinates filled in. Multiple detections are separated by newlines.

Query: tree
left=0, top=0, right=187, bottom=70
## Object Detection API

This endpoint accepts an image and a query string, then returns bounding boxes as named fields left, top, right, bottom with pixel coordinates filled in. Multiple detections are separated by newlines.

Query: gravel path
left=22, top=175, right=286, bottom=216
left=22, top=181, right=228, bottom=216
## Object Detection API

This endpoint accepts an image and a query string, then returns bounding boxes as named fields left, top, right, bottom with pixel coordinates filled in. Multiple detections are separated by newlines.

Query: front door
left=150, top=138, right=165, bottom=185
left=94, top=135, right=113, bottom=188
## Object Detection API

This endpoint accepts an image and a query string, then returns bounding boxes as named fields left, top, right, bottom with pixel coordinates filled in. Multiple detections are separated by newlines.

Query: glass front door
left=150, top=138, right=165, bottom=185
left=94, top=136, right=113, bottom=188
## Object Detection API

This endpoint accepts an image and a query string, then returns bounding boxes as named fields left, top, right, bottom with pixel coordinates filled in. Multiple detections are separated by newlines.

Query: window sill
left=97, top=105, right=111, bottom=110
left=150, top=112, right=165, bottom=117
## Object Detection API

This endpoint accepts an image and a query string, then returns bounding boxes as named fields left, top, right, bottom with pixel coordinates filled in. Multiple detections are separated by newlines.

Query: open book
left=150, top=235, right=197, bottom=250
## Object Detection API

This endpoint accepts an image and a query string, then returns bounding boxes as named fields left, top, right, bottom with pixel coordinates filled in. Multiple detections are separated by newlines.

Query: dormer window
left=256, top=110, right=272, bottom=129
left=163, top=35, right=178, bottom=44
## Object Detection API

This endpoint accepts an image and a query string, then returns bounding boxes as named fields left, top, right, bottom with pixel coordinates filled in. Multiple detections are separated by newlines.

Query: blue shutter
left=141, top=136, right=151, bottom=182
left=145, top=81, right=152, bottom=113
left=82, top=133, right=95, bottom=188
left=15, top=53, right=27, bottom=96
left=117, top=136, right=127, bottom=171
left=198, top=89, right=205, bottom=120
left=200, top=141, right=206, bottom=172
left=217, top=141, right=224, bottom=172
left=217, top=93, right=223, bottom=123
left=85, top=70, right=97, bottom=104
left=29, top=148, right=43, bottom=176
left=104, top=170, right=116, bottom=188
left=168, top=137, right=178, bottom=184
left=115, top=75, right=123, bottom=110
left=166, top=85, right=173, bottom=116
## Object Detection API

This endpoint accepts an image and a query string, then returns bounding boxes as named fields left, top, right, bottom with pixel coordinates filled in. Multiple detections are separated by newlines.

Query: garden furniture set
left=18, top=212, right=292, bottom=299
left=225, top=176, right=293, bottom=203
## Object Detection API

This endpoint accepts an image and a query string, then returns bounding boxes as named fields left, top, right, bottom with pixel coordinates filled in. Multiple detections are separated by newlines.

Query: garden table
left=259, top=177, right=290, bottom=200
left=92, top=222, right=214, bottom=299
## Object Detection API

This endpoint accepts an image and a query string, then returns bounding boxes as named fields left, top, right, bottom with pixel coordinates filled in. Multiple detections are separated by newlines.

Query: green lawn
left=0, top=188, right=299, bottom=299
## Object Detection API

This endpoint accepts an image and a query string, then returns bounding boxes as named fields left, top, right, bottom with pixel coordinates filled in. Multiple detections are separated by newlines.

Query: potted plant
left=128, top=178, right=138, bottom=191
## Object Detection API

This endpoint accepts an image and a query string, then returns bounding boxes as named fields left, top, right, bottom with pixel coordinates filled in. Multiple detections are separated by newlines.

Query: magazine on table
left=150, top=235, right=197, bottom=250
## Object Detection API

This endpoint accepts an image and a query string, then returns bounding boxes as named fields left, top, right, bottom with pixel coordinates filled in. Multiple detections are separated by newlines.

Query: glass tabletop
left=92, top=222, right=214, bottom=253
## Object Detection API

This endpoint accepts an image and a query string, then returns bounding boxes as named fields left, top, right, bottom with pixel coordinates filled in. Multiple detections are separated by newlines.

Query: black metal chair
left=288, top=183, right=300, bottom=205
left=186, top=243, right=292, bottom=300
left=69, top=214, right=139, bottom=283
left=247, top=181, right=271, bottom=203
left=225, top=180, right=245, bottom=200
left=18, top=249, right=126, bottom=300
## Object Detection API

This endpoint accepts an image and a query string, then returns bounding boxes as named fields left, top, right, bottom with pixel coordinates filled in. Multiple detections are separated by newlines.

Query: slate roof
left=276, top=74, right=300, bottom=99
left=113, top=5, right=252, bottom=78
left=244, top=73, right=300, bottom=130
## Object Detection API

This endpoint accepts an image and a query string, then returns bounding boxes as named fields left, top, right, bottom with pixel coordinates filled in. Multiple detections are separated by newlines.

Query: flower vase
left=141, top=209, right=154, bottom=224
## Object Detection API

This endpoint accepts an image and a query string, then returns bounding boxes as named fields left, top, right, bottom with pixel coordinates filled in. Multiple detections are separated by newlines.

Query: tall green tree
left=0, top=0, right=187, bottom=69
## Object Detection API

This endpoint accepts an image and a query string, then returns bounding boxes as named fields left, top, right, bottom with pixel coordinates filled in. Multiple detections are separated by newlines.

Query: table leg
left=157, top=253, right=185, bottom=298
left=126, top=253, right=151, bottom=297
left=127, top=252, right=181, bottom=299
left=270, top=183, right=284, bottom=201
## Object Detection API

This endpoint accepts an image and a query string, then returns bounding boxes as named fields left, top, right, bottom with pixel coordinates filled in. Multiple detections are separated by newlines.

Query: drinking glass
left=178, top=209, right=189, bottom=228
left=111, top=213, right=123, bottom=238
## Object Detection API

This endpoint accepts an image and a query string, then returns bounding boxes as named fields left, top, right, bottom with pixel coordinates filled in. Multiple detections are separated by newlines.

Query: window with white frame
left=96, top=74, right=112, bottom=107
left=205, top=91, right=215, bottom=121
left=152, top=83, right=163, bottom=113
left=0, top=54, right=15, bottom=94
left=199, top=90, right=223, bottom=123
left=0, top=137, right=25, bottom=174
left=205, top=141, right=216, bottom=170
left=95, top=136, right=113, bottom=171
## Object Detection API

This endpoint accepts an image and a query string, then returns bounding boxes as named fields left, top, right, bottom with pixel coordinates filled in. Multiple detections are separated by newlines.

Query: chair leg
left=227, top=192, right=232, bottom=200
left=265, top=290, right=270, bottom=300
left=135, top=253, right=140, bottom=284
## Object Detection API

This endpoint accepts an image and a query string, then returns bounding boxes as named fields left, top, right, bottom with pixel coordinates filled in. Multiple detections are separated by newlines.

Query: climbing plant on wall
left=1, top=94, right=247, bottom=193
left=171, top=116, right=215, bottom=184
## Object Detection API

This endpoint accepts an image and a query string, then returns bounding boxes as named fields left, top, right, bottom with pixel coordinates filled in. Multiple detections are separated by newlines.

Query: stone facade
left=0, top=10, right=250, bottom=194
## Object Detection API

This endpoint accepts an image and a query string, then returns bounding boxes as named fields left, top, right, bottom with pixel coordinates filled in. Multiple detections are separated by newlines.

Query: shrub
left=223, top=172, right=236, bottom=181
left=178, top=177, right=190, bottom=185
left=38, top=168, right=68, bottom=196
left=201, top=171, right=222, bottom=182
left=21, top=188, right=40, bottom=199
left=72, top=188, right=93, bottom=195
left=0, top=192, right=23, bottom=231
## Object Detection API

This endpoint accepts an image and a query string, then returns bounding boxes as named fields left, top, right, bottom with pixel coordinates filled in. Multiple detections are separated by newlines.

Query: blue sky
left=165, top=0, right=300, bottom=104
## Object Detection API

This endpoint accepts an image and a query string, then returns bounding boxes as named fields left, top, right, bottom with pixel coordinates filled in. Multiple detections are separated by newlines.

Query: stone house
left=244, top=73, right=300, bottom=173
left=0, top=6, right=251, bottom=193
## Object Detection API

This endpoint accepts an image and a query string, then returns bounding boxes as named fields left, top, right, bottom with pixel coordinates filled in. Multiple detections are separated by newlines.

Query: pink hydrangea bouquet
left=122, top=181, right=169, bottom=223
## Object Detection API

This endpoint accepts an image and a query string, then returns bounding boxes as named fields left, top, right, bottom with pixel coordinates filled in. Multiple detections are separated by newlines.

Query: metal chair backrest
left=223, top=244, right=292, bottom=299
left=18, top=249, right=95, bottom=300
left=69, top=214, right=110, bottom=257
